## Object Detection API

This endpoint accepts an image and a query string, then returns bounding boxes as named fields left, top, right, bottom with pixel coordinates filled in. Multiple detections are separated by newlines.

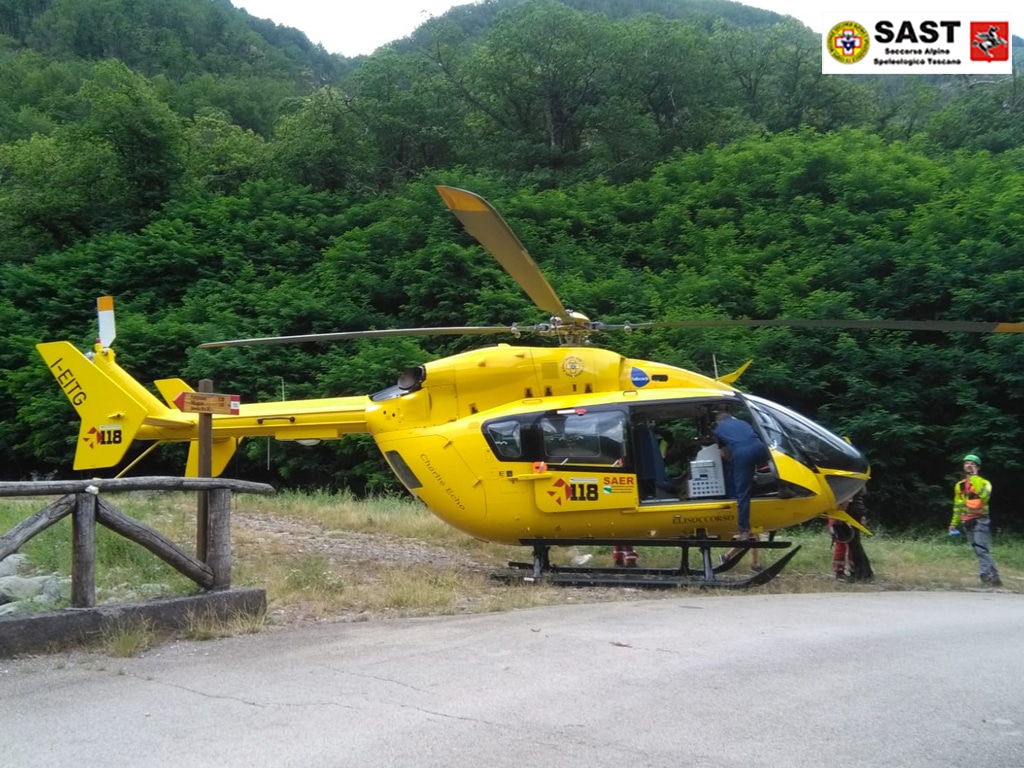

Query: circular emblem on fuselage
left=827, top=21, right=870, bottom=65
left=562, top=355, right=585, bottom=377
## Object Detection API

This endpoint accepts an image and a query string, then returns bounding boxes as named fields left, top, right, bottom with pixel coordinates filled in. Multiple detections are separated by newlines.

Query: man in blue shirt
left=713, top=410, right=770, bottom=536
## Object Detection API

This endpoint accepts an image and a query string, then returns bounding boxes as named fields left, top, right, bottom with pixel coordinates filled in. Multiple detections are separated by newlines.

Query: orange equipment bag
left=963, top=477, right=983, bottom=509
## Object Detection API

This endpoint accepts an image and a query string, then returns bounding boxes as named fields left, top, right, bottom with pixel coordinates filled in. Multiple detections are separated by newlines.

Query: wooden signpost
left=174, top=382, right=240, bottom=578
left=172, top=391, right=241, bottom=415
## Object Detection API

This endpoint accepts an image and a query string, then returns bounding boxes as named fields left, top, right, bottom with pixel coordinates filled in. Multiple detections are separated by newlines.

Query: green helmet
left=962, top=453, right=982, bottom=465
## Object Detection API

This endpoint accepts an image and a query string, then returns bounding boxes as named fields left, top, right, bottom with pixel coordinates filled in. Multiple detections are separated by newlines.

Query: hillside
left=0, top=0, right=1022, bottom=529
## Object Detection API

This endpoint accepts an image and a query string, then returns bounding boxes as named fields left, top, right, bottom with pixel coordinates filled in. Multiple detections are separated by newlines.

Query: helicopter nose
left=745, top=394, right=870, bottom=476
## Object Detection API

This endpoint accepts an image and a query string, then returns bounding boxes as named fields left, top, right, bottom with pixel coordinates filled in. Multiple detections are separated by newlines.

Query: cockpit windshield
left=744, top=395, right=868, bottom=474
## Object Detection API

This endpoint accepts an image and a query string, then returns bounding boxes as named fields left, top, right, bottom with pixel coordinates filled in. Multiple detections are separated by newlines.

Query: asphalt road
left=4, top=591, right=1023, bottom=768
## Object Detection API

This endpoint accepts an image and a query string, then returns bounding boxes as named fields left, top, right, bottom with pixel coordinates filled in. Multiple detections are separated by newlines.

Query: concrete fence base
left=0, top=588, right=266, bottom=658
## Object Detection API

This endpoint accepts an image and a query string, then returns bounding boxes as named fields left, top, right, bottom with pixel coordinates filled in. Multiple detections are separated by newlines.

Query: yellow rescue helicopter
left=37, top=187, right=1022, bottom=587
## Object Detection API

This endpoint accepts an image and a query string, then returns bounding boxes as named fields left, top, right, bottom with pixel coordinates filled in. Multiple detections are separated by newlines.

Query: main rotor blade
left=609, top=319, right=1024, bottom=334
left=199, top=326, right=522, bottom=349
left=436, top=186, right=568, bottom=320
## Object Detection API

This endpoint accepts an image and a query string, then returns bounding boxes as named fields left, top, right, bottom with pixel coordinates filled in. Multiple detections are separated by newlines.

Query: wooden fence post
left=207, top=488, right=232, bottom=590
left=71, top=491, right=96, bottom=608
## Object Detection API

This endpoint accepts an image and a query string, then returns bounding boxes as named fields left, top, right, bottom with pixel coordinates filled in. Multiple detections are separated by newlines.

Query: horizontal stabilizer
left=156, top=378, right=193, bottom=407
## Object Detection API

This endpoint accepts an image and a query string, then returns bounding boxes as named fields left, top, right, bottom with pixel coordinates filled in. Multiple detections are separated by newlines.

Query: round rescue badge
left=827, top=21, right=870, bottom=65
left=561, top=355, right=584, bottom=377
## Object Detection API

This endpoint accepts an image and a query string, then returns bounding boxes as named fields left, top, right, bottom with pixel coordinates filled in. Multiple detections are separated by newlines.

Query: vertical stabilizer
left=36, top=341, right=149, bottom=470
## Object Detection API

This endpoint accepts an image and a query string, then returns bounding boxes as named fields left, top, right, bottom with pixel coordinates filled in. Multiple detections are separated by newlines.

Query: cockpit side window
left=485, top=419, right=522, bottom=459
left=483, top=409, right=628, bottom=466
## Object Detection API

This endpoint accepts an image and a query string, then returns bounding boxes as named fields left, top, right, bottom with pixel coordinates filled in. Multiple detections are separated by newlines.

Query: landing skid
left=496, top=537, right=801, bottom=590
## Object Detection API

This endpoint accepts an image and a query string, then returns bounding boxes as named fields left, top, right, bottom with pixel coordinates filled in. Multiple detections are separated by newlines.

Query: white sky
left=230, top=1, right=826, bottom=58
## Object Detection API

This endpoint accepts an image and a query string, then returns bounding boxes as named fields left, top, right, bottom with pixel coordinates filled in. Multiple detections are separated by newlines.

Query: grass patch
left=181, top=606, right=267, bottom=641
left=101, top=616, right=158, bottom=658
left=378, top=566, right=462, bottom=612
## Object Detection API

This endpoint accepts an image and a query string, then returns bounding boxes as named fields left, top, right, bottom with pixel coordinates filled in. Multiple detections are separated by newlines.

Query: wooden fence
left=0, top=477, right=275, bottom=608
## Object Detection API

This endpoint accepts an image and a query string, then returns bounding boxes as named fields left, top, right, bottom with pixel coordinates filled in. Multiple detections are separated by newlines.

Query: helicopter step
left=498, top=537, right=801, bottom=590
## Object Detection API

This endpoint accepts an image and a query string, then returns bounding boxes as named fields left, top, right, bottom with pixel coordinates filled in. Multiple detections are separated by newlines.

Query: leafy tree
left=154, top=72, right=302, bottom=137
left=0, top=131, right=132, bottom=258
left=344, top=49, right=466, bottom=187
left=604, top=15, right=736, bottom=161
left=0, top=47, right=88, bottom=142
left=76, top=60, right=184, bottom=219
left=263, top=87, right=373, bottom=192
left=924, top=72, right=1024, bottom=152
left=180, top=109, right=266, bottom=195
left=709, top=20, right=873, bottom=134
left=449, top=0, right=622, bottom=182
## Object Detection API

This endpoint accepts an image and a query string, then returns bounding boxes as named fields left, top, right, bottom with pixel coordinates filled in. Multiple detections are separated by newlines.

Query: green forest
left=1, top=0, right=1022, bottom=529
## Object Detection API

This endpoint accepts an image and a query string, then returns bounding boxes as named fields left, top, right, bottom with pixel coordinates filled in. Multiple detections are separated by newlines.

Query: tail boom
left=38, top=341, right=370, bottom=474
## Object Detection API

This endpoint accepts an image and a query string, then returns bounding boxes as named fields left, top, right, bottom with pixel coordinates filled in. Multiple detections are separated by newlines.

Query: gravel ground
left=234, top=509, right=484, bottom=569
left=231, top=508, right=659, bottom=629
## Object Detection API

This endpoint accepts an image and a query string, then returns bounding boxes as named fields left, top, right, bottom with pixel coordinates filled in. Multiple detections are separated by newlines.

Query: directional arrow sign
left=173, top=391, right=241, bottom=415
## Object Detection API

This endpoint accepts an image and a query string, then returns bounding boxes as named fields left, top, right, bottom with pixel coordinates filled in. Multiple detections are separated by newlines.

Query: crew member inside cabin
left=713, top=410, right=770, bottom=538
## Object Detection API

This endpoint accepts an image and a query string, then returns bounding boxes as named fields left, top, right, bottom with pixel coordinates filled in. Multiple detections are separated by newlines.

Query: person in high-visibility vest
left=949, top=453, right=1002, bottom=587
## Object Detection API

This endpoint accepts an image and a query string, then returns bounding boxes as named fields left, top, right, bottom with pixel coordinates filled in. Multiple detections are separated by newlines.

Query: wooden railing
left=0, top=477, right=275, bottom=607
